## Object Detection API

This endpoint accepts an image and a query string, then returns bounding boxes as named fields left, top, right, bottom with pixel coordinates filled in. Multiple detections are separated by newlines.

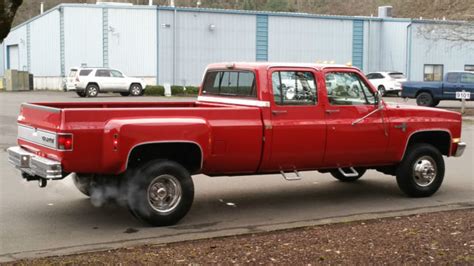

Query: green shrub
left=144, top=85, right=165, bottom=96
left=171, top=85, right=200, bottom=96
left=144, top=85, right=199, bottom=96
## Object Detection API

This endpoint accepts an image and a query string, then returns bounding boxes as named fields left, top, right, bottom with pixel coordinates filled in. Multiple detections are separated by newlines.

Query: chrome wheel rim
left=147, top=174, right=182, bottom=213
left=131, top=85, right=141, bottom=95
left=412, top=156, right=437, bottom=187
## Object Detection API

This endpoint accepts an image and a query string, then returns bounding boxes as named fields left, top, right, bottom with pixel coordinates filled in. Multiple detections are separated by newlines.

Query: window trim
left=202, top=69, right=257, bottom=99
left=423, top=64, right=444, bottom=82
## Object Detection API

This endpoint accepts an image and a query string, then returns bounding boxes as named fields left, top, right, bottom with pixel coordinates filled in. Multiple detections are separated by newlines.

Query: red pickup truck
left=8, top=63, right=466, bottom=226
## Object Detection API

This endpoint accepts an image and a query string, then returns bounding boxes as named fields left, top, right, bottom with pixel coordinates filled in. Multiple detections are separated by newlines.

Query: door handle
left=325, top=109, right=340, bottom=114
left=272, top=110, right=288, bottom=115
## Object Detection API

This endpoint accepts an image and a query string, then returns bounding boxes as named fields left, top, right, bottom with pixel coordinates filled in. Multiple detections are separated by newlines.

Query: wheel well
left=87, top=82, right=99, bottom=89
left=415, top=90, right=432, bottom=97
left=406, top=131, right=451, bottom=156
left=127, top=143, right=202, bottom=174
left=130, top=83, right=142, bottom=89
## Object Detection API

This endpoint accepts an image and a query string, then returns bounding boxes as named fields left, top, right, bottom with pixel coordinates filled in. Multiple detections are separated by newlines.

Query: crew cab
left=7, top=63, right=466, bottom=226
left=402, top=71, right=474, bottom=106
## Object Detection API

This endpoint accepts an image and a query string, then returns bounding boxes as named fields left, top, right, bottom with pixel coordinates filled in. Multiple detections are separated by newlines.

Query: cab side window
left=96, top=70, right=111, bottom=77
left=272, top=71, right=317, bottom=105
left=326, top=72, right=376, bottom=105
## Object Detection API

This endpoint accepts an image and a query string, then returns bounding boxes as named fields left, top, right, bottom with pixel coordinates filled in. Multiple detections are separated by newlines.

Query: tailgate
left=18, top=103, right=63, bottom=132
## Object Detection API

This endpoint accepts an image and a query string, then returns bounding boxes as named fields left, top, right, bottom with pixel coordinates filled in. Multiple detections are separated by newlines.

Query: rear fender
left=102, top=117, right=211, bottom=174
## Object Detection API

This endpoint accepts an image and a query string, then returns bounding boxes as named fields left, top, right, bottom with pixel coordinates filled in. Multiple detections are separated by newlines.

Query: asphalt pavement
left=0, top=91, right=473, bottom=262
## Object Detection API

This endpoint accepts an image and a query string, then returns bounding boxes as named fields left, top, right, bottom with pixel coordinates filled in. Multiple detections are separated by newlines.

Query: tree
left=263, top=0, right=288, bottom=12
left=242, top=0, right=255, bottom=10
left=416, top=21, right=474, bottom=50
left=0, top=0, right=23, bottom=42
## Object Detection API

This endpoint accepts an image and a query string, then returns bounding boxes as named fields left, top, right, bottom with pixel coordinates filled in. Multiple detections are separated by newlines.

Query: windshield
left=389, top=72, right=406, bottom=79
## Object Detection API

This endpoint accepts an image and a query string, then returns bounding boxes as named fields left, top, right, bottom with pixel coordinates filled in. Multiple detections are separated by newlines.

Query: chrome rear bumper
left=454, top=142, right=466, bottom=157
left=7, top=146, right=63, bottom=179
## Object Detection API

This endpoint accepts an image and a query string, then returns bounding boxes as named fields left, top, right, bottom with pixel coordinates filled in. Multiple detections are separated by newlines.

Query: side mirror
left=375, top=90, right=384, bottom=109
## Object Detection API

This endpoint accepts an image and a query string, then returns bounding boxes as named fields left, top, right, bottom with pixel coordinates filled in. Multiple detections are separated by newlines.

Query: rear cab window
left=202, top=70, right=256, bottom=98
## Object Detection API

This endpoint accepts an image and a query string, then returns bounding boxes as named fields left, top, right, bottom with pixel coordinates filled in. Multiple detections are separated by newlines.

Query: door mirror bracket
left=352, top=91, right=385, bottom=126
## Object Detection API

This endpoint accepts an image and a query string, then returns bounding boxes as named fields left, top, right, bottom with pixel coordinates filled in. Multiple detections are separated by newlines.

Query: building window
left=465, top=65, right=474, bottom=72
left=424, top=65, right=443, bottom=81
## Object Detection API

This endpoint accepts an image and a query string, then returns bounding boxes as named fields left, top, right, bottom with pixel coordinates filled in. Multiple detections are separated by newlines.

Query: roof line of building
left=9, top=3, right=470, bottom=33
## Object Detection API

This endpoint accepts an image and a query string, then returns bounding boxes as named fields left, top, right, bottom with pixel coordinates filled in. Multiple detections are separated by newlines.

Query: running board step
left=338, top=167, right=359, bottom=177
left=280, top=169, right=301, bottom=181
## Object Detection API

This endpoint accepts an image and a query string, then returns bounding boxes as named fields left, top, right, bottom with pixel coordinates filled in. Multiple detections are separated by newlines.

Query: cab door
left=323, top=70, right=390, bottom=166
left=263, top=68, right=327, bottom=171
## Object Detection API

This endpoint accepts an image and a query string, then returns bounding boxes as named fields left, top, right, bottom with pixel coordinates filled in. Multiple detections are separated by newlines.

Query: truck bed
left=18, top=101, right=264, bottom=175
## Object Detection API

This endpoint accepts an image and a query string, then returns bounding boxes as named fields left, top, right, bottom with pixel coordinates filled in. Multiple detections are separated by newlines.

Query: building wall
left=64, top=7, right=103, bottom=74
left=2, top=4, right=474, bottom=88
left=409, top=22, right=474, bottom=81
left=363, top=20, right=382, bottom=73
left=29, top=9, right=61, bottom=77
left=158, top=10, right=257, bottom=86
left=379, top=21, right=409, bottom=73
left=268, top=16, right=353, bottom=65
left=108, top=8, right=157, bottom=78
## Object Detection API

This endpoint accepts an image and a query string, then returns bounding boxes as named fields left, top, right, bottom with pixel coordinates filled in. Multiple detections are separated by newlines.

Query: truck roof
left=206, top=62, right=358, bottom=71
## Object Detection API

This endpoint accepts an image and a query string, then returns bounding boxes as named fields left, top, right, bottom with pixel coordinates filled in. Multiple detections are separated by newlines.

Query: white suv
left=366, top=72, right=407, bottom=96
left=68, top=67, right=147, bottom=97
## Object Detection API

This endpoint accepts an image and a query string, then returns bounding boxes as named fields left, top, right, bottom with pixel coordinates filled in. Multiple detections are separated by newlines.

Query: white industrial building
left=1, top=3, right=473, bottom=90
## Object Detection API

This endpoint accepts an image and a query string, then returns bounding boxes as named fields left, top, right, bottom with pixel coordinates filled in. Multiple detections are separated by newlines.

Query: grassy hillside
left=13, top=0, right=474, bottom=27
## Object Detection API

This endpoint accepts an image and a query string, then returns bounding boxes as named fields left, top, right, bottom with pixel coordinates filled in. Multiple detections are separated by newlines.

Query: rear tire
left=127, top=160, right=194, bottom=226
left=330, top=168, right=366, bottom=182
left=416, top=92, right=434, bottom=107
left=396, top=144, right=444, bottom=197
left=72, top=174, right=93, bottom=197
left=86, top=84, right=99, bottom=97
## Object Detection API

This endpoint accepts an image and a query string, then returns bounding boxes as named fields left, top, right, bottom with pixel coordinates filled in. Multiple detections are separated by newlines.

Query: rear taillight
left=57, top=134, right=73, bottom=150
left=76, top=77, right=80, bottom=82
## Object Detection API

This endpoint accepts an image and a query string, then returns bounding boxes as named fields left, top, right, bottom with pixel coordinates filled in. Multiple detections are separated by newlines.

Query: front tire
left=130, top=84, right=143, bottom=96
left=330, top=168, right=366, bottom=182
left=396, top=144, right=445, bottom=197
left=416, top=92, right=434, bottom=107
left=127, top=160, right=194, bottom=226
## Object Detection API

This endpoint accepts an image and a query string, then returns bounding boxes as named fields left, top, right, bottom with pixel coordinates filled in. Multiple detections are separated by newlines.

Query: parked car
left=366, top=72, right=407, bottom=96
left=67, top=67, right=147, bottom=97
left=8, top=62, right=465, bottom=226
left=402, top=71, right=474, bottom=107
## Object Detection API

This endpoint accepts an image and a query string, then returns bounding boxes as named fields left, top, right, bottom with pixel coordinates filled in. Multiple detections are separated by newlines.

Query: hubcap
left=89, top=87, right=98, bottom=96
left=131, top=86, right=141, bottom=95
left=147, top=174, right=182, bottom=213
left=412, top=156, right=437, bottom=187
